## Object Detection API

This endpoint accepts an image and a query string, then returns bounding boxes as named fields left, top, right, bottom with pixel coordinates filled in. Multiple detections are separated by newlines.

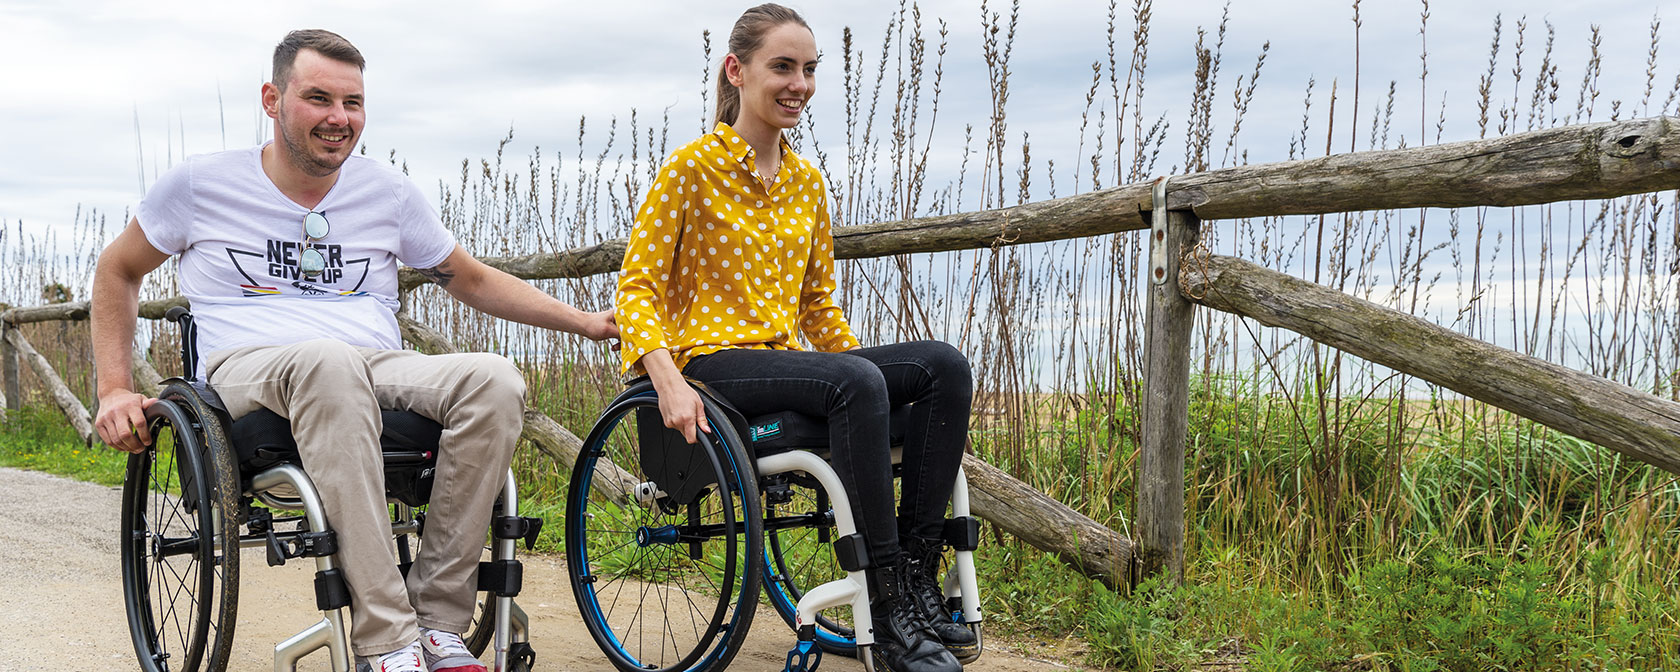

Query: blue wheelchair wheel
left=761, top=475, right=858, bottom=656
left=567, top=385, right=762, bottom=672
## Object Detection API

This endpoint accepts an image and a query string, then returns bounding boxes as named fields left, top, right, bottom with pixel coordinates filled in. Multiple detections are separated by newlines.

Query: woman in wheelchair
left=612, top=5, right=974, bottom=672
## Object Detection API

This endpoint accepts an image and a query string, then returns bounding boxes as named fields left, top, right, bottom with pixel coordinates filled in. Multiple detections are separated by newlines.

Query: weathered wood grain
left=1183, top=254, right=1680, bottom=475
left=1, top=296, right=187, bottom=326
left=3, top=327, right=93, bottom=444
left=1175, top=116, right=1680, bottom=219
left=1137, top=207, right=1200, bottom=584
left=961, top=453, right=1133, bottom=591
left=1, top=323, right=17, bottom=416
left=397, top=239, right=630, bottom=292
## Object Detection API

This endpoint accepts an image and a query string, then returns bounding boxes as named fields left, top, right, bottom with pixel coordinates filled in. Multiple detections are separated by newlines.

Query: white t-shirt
left=138, top=145, right=456, bottom=368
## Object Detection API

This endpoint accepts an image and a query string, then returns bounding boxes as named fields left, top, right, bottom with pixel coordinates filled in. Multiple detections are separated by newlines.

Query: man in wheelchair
left=90, top=29, right=616, bottom=672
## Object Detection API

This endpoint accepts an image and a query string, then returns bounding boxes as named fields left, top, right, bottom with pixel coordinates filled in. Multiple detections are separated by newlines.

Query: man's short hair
left=272, top=29, right=365, bottom=91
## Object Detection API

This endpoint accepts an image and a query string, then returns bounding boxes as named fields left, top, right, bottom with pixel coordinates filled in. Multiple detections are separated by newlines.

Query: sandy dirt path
left=0, top=467, right=1076, bottom=671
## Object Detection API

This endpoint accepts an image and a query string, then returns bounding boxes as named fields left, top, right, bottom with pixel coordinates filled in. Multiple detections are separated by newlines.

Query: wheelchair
left=121, top=307, right=538, bottom=672
left=565, top=378, right=984, bottom=672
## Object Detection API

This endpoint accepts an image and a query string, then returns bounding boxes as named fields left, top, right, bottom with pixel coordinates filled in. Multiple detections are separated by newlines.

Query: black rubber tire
left=459, top=592, right=500, bottom=658
left=121, top=384, right=241, bottom=672
left=566, top=384, right=762, bottom=672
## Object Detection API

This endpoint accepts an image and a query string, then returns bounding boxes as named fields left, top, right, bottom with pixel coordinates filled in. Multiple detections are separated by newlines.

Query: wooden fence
left=4, top=115, right=1678, bottom=588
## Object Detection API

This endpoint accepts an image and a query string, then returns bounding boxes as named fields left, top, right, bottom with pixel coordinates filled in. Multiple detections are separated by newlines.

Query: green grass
left=10, top=385, right=1680, bottom=671
left=969, top=532, right=1680, bottom=671
left=0, top=404, right=126, bottom=486
left=961, top=373, right=1680, bottom=671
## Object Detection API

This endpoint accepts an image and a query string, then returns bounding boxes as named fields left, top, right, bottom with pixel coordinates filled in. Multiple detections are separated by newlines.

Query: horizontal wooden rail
left=1183, top=253, right=1680, bottom=475
left=6, top=116, right=1673, bottom=323
left=3, top=296, right=185, bottom=326
left=415, top=116, right=1677, bottom=287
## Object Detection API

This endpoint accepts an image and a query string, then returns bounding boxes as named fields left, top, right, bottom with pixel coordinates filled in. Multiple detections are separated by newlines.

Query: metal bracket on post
left=1149, top=176, right=1171, bottom=286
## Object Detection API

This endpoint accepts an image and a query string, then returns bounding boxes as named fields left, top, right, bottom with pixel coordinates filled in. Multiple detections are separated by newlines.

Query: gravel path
left=0, top=467, right=1074, bottom=671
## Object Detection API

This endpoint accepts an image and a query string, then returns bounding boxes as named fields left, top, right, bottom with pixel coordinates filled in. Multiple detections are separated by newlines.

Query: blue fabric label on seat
left=751, top=420, right=782, bottom=441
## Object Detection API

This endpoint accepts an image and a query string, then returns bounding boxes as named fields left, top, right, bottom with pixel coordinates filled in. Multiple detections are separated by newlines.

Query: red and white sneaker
left=356, top=642, right=425, bottom=672
left=421, top=628, right=487, bottom=672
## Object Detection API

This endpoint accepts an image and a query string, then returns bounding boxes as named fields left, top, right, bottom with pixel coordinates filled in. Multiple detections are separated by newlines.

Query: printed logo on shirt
left=225, top=241, right=371, bottom=297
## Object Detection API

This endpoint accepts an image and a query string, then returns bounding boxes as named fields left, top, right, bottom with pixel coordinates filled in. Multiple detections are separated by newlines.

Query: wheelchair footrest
left=315, top=568, right=351, bottom=611
left=493, top=515, right=545, bottom=550
left=784, top=625, right=823, bottom=672
left=478, top=559, right=523, bottom=596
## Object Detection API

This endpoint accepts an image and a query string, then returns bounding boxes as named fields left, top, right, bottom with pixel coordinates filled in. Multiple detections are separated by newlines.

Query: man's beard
left=277, top=113, right=351, bottom=178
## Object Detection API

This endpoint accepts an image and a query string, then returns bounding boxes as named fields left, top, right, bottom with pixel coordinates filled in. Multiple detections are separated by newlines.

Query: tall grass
left=5, top=3, right=1680, bottom=668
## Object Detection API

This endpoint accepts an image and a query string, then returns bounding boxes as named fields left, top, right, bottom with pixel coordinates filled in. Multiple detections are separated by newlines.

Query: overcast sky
left=1, top=0, right=1669, bottom=253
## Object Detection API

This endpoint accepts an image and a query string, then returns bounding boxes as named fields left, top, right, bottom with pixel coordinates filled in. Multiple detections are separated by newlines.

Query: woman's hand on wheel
left=642, top=348, right=712, bottom=445
left=658, top=382, right=712, bottom=445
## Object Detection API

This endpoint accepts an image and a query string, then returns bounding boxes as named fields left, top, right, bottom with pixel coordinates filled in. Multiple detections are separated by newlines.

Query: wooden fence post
left=2, top=326, right=93, bottom=444
left=1137, top=178, right=1200, bottom=585
left=1, top=322, right=19, bottom=416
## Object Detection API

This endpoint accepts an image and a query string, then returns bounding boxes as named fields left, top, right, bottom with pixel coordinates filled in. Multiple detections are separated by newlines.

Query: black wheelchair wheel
left=567, top=385, right=762, bottom=672
left=121, top=385, right=241, bottom=672
left=761, top=475, right=858, bottom=657
left=459, top=588, right=499, bottom=657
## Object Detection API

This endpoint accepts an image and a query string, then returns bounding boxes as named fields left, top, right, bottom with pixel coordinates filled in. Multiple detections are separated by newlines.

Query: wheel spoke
left=570, top=400, right=760, bottom=672
left=123, top=395, right=241, bottom=672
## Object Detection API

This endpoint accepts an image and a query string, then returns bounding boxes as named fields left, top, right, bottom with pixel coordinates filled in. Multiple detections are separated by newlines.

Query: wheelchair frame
left=120, top=308, right=535, bottom=672
left=565, top=380, right=984, bottom=672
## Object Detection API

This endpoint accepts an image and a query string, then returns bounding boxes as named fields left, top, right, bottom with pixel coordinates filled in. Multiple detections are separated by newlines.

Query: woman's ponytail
left=713, top=63, right=740, bottom=128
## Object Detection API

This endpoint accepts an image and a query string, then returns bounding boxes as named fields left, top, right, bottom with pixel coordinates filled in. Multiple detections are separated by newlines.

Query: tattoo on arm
left=417, top=264, right=455, bottom=288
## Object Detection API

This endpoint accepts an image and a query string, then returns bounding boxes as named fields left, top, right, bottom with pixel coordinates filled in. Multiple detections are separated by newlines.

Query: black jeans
left=683, top=340, right=972, bottom=565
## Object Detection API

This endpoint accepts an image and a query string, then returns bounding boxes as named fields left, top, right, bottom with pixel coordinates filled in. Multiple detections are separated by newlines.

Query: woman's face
left=729, top=22, right=818, bottom=131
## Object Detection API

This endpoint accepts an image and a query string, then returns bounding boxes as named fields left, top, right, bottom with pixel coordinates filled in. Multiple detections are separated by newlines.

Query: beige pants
left=207, top=339, right=526, bottom=656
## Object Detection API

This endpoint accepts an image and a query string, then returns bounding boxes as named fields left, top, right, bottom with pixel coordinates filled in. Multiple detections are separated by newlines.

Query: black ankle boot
left=904, top=536, right=979, bottom=661
left=869, top=560, right=963, bottom=672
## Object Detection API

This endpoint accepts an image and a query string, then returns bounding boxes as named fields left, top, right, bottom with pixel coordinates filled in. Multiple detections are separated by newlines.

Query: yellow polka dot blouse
left=616, top=123, right=859, bottom=375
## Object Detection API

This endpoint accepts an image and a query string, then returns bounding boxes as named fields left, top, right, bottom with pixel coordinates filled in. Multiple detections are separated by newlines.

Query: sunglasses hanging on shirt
left=299, top=211, right=330, bottom=278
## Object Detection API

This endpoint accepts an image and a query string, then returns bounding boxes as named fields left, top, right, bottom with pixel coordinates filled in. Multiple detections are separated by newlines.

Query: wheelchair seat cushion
left=746, top=405, right=909, bottom=456
left=228, top=407, right=444, bottom=506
